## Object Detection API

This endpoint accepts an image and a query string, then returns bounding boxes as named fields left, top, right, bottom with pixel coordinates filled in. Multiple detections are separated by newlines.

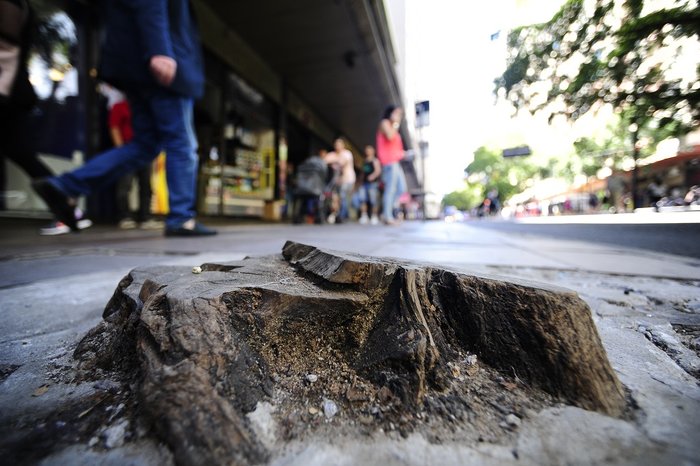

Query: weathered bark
left=74, top=241, right=626, bottom=465
left=282, top=241, right=625, bottom=415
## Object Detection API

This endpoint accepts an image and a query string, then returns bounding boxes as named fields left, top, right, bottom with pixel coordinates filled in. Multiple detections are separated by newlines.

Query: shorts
left=358, top=182, right=378, bottom=206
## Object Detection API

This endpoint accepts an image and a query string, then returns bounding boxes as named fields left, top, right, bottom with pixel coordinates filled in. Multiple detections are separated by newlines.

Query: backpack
left=294, top=156, right=327, bottom=196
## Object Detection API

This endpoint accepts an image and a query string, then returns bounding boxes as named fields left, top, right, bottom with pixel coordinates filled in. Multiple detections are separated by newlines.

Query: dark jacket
left=99, top=0, right=204, bottom=99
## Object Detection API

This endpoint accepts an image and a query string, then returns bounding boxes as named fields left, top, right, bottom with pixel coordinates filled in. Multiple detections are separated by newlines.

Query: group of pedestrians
left=292, top=105, right=408, bottom=225
left=3, top=0, right=409, bottom=235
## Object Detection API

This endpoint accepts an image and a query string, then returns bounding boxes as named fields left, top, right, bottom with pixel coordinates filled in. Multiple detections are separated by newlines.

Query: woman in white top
left=324, top=137, right=356, bottom=222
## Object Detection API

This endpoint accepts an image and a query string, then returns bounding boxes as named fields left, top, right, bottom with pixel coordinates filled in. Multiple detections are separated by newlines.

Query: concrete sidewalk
left=1, top=217, right=699, bottom=284
left=1, top=218, right=699, bottom=464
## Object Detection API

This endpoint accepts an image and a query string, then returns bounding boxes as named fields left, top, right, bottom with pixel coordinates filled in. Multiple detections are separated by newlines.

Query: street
left=467, top=212, right=700, bottom=260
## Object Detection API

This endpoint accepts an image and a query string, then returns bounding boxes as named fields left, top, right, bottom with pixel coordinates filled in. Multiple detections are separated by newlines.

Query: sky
left=399, top=0, right=592, bottom=196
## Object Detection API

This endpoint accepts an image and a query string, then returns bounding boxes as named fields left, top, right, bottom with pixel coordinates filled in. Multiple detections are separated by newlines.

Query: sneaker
left=165, top=219, right=217, bottom=237
left=73, top=208, right=93, bottom=230
left=118, top=218, right=138, bottom=229
left=327, top=213, right=336, bottom=224
left=31, top=178, right=78, bottom=231
left=39, top=220, right=70, bottom=236
left=139, top=219, right=165, bottom=230
left=77, top=218, right=93, bottom=230
left=359, top=214, right=369, bottom=224
left=39, top=208, right=92, bottom=236
left=370, top=216, right=379, bottom=225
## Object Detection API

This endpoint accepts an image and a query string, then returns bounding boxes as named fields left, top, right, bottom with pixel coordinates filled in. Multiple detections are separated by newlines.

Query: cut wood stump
left=74, top=241, right=626, bottom=465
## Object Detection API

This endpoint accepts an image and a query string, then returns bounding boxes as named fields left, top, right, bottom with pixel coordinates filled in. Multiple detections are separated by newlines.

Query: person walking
left=376, top=105, right=407, bottom=225
left=0, top=0, right=51, bottom=207
left=323, top=137, right=356, bottom=223
left=31, top=0, right=216, bottom=236
left=358, top=145, right=381, bottom=225
left=291, top=152, right=327, bottom=224
left=0, top=0, right=92, bottom=234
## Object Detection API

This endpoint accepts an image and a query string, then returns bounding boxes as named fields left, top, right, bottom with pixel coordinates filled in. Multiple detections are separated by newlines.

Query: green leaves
left=495, top=0, right=700, bottom=135
left=458, top=146, right=540, bottom=206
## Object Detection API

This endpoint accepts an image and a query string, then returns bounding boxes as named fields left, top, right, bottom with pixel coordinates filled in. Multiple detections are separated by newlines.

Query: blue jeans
left=338, top=182, right=354, bottom=220
left=358, top=182, right=378, bottom=207
left=50, top=89, right=198, bottom=229
left=381, top=162, right=406, bottom=221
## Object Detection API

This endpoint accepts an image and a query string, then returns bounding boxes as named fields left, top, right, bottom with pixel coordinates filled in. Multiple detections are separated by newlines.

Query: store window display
left=200, top=71, right=275, bottom=217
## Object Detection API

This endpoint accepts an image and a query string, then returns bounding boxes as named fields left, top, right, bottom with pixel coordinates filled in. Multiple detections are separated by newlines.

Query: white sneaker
left=359, top=214, right=369, bottom=224
left=327, top=213, right=336, bottom=224
left=370, top=216, right=379, bottom=225
left=39, top=220, right=71, bottom=236
left=139, top=219, right=165, bottom=230
left=119, top=218, right=137, bottom=229
left=39, top=208, right=92, bottom=235
left=77, top=218, right=93, bottom=230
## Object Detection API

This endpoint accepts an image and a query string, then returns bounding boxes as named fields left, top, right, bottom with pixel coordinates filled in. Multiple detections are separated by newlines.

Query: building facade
left=2, top=0, right=412, bottom=220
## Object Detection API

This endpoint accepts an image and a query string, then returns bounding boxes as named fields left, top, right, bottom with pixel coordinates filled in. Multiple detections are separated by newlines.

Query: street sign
left=415, top=100, right=430, bottom=128
left=502, top=146, right=531, bottom=157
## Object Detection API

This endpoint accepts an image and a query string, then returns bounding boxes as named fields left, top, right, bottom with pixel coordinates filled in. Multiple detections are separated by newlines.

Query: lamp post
left=629, top=122, right=639, bottom=210
left=415, top=100, right=429, bottom=220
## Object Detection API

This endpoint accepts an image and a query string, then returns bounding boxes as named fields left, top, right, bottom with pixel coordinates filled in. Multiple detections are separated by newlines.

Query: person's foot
left=39, top=208, right=93, bottom=236
left=139, top=218, right=165, bottom=230
left=40, top=220, right=71, bottom=236
left=31, top=179, right=78, bottom=231
left=359, top=214, right=369, bottom=224
left=165, top=219, right=217, bottom=237
left=74, top=208, right=93, bottom=230
left=370, top=215, right=379, bottom=225
left=118, top=218, right=137, bottom=229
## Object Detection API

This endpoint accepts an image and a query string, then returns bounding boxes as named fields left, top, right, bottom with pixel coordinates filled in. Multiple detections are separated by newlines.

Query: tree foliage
left=570, top=107, right=686, bottom=177
left=459, top=146, right=539, bottom=205
left=442, top=186, right=482, bottom=211
left=495, top=0, right=700, bottom=134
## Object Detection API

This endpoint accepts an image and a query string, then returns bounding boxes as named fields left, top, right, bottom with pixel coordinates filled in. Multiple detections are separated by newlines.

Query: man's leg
left=147, top=92, right=215, bottom=235
left=148, top=94, right=196, bottom=229
left=33, top=92, right=159, bottom=229
left=115, top=173, right=134, bottom=223
left=1, top=110, right=53, bottom=210
left=51, top=93, right=159, bottom=198
left=136, top=166, right=152, bottom=223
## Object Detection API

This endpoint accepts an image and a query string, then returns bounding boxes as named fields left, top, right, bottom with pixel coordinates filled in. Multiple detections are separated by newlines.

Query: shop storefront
left=2, top=4, right=290, bottom=220
left=196, top=52, right=279, bottom=217
left=2, top=0, right=405, bottom=222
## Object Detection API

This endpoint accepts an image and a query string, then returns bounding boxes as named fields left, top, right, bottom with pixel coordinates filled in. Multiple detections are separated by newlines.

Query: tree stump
left=74, top=241, right=626, bottom=465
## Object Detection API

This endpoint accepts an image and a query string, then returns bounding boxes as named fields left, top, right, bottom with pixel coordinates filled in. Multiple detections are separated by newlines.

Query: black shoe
left=31, top=178, right=78, bottom=231
left=165, top=221, right=217, bottom=237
